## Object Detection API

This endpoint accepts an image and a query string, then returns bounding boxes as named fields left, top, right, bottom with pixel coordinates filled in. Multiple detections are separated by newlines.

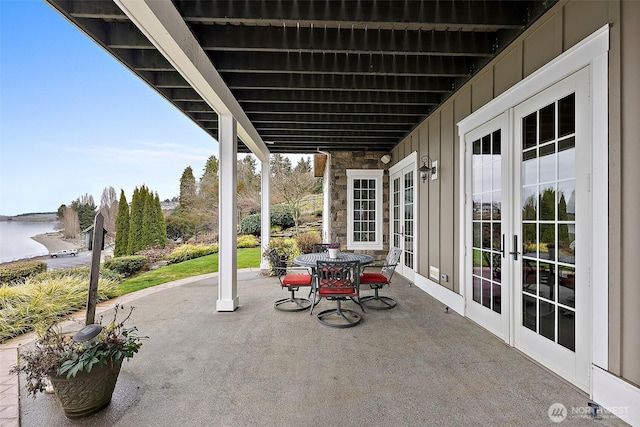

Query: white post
left=260, top=158, right=271, bottom=270
left=217, top=114, right=239, bottom=311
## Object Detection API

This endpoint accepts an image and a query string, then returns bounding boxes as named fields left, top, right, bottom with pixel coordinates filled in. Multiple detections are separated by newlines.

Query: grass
left=0, top=247, right=263, bottom=343
left=114, top=247, right=262, bottom=295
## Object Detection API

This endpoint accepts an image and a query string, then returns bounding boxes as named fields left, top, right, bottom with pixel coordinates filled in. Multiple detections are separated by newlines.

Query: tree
left=153, top=192, right=167, bottom=248
left=237, top=155, right=261, bottom=221
left=197, top=156, right=219, bottom=220
left=71, top=194, right=97, bottom=230
left=114, top=190, right=130, bottom=257
left=127, top=187, right=145, bottom=254
left=61, top=206, right=80, bottom=238
left=179, top=166, right=197, bottom=215
left=99, top=186, right=118, bottom=238
left=271, top=155, right=316, bottom=234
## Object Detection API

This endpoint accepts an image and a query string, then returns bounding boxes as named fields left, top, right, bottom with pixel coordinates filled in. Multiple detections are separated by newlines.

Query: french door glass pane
left=520, top=92, right=576, bottom=351
left=471, top=129, right=502, bottom=314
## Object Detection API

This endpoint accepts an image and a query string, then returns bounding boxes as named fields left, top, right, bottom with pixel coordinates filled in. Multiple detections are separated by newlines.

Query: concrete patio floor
left=2, top=269, right=628, bottom=426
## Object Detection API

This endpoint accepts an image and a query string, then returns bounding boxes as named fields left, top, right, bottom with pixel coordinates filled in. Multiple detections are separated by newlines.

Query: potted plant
left=11, top=304, right=144, bottom=419
left=327, top=243, right=340, bottom=259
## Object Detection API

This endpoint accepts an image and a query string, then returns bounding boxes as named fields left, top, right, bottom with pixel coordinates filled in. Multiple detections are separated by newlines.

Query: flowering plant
left=11, top=304, right=144, bottom=397
left=327, top=243, right=340, bottom=249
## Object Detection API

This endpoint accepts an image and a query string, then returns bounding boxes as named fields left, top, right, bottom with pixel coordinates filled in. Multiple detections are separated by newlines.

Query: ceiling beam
left=240, top=102, right=429, bottom=116
left=226, top=74, right=454, bottom=92
left=212, top=51, right=471, bottom=77
left=193, top=25, right=495, bottom=57
left=233, top=89, right=441, bottom=106
left=175, top=1, right=529, bottom=30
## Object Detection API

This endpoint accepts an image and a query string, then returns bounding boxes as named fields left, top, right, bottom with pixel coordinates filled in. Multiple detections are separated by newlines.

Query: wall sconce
left=380, top=154, right=392, bottom=164
left=419, top=156, right=438, bottom=182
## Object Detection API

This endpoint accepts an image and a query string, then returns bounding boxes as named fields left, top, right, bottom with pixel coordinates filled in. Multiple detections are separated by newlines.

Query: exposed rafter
left=46, top=0, right=557, bottom=154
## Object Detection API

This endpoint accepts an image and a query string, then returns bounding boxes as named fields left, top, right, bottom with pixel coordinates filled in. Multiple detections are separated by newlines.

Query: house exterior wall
left=328, top=151, right=389, bottom=260
left=389, top=0, right=640, bottom=389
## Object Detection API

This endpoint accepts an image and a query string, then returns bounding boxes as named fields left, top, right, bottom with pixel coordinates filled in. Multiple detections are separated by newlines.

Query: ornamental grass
left=0, top=273, right=119, bottom=343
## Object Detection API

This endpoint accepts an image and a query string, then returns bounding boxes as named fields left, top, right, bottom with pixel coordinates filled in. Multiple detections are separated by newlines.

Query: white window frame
left=346, top=169, right=384, bottom=250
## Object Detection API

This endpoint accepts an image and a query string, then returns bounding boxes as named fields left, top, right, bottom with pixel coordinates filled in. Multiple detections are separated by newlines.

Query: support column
left=217, top=114, right=239, bottom=311
left=260, top=158, right=271, bottom=270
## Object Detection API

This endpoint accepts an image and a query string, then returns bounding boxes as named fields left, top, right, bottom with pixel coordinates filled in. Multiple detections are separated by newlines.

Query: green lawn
left=115, top=247, right=262, bottom=295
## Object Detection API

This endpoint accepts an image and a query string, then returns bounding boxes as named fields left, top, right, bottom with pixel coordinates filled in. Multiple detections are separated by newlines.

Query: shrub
left=0, top=261, right=48, bottom=285
left=34, top=266, right=122, bottom=283
left=296, top=231, right=322, bottom=254
left=271, top=205, right=295, bottom=229
left=237, top=234, right=260, bottom=248
left=164, top=244, right=218, bottom=264
left=240, top=214, right=261, bottom=235
left=103, top=256, right=147, bottom=276
left=264, top=237, right=299, bottom=261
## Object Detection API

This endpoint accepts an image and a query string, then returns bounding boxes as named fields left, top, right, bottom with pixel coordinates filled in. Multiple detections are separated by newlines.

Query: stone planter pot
left=328, top=248, right=339, bottom=259
left=48, top=359, right=122, bottom=419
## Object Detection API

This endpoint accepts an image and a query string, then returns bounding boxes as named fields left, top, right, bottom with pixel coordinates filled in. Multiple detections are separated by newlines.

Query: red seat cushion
left=359, top=272, right=389, bottom=284
left=319, top=287, right=357, bottom=296
left=318, top=279, right=357, bottom=296
left=282, top=274, right=312, bottom=286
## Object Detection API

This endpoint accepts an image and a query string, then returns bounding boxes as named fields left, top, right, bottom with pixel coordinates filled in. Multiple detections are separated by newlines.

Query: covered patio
left=4, top=271, right=625, bottom=426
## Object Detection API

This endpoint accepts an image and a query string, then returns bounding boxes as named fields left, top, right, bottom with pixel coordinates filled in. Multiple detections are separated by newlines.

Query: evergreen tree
left=114, top=189, right=130, bottom=257
left=179, top=166, right=197, bottom=215
left=71, top=194, right=97, bottom=230
left=153, top=192, right=167, bottom=248
left=141, top=188, right=155, bottom=249
left=127, top=187, right=145, bottom=254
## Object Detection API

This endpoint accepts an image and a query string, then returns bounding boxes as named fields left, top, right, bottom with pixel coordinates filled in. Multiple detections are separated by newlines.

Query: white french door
left=512, top=69, right=591, bottom=390
left=464, top=69, right=591, bottom=389
left=464, top=114, right=510, bottom=340
left=389, top=153, right=417, bottom=279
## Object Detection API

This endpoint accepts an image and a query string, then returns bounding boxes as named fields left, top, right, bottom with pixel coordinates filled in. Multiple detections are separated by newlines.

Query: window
left=346, top=169, right=383, bottom=250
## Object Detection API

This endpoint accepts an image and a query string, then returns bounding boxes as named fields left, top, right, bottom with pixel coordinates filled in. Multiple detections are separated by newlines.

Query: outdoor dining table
left=293, top=252, right=375, bottom=310
left=292, top=252, right=374, bottom=268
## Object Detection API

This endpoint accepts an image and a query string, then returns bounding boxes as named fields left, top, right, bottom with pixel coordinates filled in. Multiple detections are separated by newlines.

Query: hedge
left=0, top=261, right=48, bottom=285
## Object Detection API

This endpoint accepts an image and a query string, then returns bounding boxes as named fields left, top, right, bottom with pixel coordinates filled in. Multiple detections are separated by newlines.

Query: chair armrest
left=362, top=264, right=384, bottom=271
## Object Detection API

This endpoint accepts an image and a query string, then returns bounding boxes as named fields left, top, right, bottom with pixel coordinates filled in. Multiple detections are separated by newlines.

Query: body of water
left=0, top=221, right=57, bottom=263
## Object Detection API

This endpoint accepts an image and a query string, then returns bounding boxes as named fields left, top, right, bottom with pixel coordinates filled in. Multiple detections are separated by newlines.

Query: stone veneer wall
left=329, top=151, right=390, bottom=261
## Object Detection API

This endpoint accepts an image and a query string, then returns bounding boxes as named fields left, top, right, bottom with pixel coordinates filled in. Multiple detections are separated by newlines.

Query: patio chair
left=267, top=249, right=313, bottom=312
left=312, top=259, right=363, bottom=328
left=359, top=247, right=402, bottom=310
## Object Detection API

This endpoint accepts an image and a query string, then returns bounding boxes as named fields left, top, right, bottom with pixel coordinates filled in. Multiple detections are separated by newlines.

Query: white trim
left=592, top=367, right=640, bottom=426
left=346, top=169, right=384, bottom=250
left=413, top=274, right=465, bottom=315
left=590, top=51, right=609, bottom=370
left=389, top=151, right=417, bottom=175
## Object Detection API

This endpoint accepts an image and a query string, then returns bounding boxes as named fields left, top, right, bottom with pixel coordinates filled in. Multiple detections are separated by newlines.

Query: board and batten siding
left=390, top=0, right=640, bottom=388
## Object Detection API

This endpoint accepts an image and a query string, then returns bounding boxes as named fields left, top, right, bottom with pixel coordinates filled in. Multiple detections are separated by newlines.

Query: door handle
left=508, top=235, right=520, bottom=260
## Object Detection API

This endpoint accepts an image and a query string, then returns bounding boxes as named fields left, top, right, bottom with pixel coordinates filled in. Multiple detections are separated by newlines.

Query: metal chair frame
left=311, top=259, right=364, bottom=328
left=360, top=247, right=402, bottom=310
left=267, top=249, right=313, bottom=312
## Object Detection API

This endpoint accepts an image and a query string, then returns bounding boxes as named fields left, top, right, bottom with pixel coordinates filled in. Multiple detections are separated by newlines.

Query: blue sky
left=0, top=1, right=223, bottom=216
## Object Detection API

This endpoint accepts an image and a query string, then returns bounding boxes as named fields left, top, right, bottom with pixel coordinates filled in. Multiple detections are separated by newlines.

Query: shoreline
left=31, top=232, right=82, bottom=254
